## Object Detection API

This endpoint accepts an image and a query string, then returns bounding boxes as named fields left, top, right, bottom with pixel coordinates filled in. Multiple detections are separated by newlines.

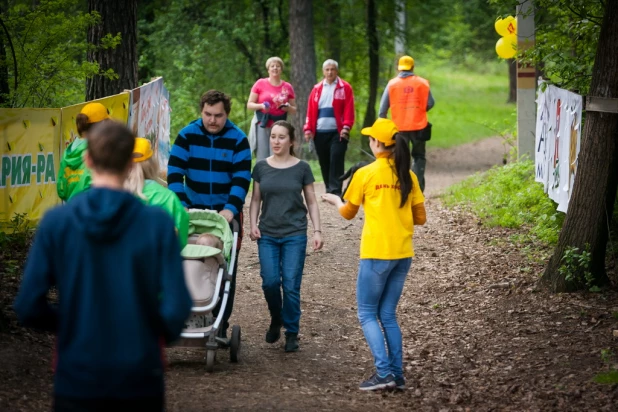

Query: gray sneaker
left=394, top=376, right=406, bottom=390
left=359, top=373, right=396, bottom=391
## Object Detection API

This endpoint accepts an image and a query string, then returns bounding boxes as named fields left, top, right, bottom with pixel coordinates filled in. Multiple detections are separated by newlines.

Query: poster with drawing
left=127, top=77, right=171, bottom=177
left=534, top=83, right=583, bottom=213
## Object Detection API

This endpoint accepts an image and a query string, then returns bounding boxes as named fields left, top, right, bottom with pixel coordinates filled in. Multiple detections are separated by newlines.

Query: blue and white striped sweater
left=167, top=118, right=251, bottom=215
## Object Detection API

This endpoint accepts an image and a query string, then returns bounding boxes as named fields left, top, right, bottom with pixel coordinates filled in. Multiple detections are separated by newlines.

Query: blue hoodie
left=14, top=187, right=192, bottom=399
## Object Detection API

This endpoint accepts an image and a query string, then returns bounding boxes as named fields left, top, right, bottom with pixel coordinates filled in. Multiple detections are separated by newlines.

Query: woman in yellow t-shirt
left=322, top=117, right=426, bottom=392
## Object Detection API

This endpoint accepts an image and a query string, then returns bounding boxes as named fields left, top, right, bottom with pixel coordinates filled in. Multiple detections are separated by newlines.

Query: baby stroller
left=175, top=209, right=241, bottom=372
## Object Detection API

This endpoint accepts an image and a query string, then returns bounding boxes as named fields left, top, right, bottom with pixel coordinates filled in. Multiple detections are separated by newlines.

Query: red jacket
left=304, top=77, right=355, bottom=135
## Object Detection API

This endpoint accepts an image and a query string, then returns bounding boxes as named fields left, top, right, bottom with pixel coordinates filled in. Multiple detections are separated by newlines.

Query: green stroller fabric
left=183, top=209, right=233, bottom=260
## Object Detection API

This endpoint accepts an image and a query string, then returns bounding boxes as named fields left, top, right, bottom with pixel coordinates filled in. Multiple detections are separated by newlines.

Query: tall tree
left=542, top=0, right=618, bottom=291
left=289, top=0, right=316, bottom=144
left=86, top=0, right=138, bottom=100
left=362, top=0, right=379, bottom=151
left=323, top=0, right=341, bottom=63
left=507, top=59, right=516, bottom=103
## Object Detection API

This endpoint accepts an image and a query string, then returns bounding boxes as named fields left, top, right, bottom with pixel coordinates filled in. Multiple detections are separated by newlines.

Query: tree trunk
left=394, top=0, right=405, bottom=56
left=86, top=0, right=138, bottom=100
left=542, top=0, right=618, bottom=292
left=0, top=0, right=10, bottom=106
left=362, top=0, right=379, bottom=151
left=507, top=58, right=516, bottom=103
left=324, top=0, right=341, bottom=63
left=289, top=0, right=316, bottom=149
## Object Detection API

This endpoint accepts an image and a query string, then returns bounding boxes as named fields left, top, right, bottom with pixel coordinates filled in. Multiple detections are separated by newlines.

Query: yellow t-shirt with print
left=343, top=156, right=425, bottom=259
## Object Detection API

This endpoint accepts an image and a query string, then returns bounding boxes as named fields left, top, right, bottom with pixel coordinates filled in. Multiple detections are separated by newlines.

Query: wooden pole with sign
left=516, top=0, right=536, bottom=160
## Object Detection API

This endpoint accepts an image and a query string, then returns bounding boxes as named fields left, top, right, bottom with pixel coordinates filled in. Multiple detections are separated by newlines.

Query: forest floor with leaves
left=2, top=136, right=618, bottom=411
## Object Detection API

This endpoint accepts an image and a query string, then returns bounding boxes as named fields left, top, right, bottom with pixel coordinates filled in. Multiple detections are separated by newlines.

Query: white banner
left=534, top=83, right=582, bottom=213
left=127, top=77, right=172, bottom=178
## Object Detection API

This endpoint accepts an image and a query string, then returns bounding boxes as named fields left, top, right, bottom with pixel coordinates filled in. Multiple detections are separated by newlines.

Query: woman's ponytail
left=393, top=133, right=412, bottom=207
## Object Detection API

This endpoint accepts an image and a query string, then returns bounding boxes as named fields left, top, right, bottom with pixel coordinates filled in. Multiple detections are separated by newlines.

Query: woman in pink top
left=247, top=56, right=297, bottom=161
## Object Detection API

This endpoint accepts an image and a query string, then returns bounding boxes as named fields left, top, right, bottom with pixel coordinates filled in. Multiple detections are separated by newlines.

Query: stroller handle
left=232, top=219, right=240, bottom=234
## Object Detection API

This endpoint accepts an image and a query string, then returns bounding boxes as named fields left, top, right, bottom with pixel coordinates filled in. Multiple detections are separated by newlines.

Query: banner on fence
left=1, top=79, right=170, bottom=227
left=0, top=109, right=62, bottom=228
left=534, top=83, right=582, bottom=213
left=61, top=93, right=130, bottom=148
left=127, top=77, right=171, bottom=177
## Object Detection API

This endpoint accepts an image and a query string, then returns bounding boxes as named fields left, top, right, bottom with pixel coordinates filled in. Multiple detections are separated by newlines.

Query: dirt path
left=2, top=136, right=618, bottom=411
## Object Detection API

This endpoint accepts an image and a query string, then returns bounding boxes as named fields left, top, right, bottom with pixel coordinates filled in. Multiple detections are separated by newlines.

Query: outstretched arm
left=321, top=194, right=360, bottom=221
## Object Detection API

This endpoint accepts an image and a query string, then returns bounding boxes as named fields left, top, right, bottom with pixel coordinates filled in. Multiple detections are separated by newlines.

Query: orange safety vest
left=388, top=75, right=430, bottom=132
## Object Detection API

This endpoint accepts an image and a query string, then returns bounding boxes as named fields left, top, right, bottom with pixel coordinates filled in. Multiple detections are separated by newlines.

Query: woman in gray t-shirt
left=249, top=120, right=323, bottom=353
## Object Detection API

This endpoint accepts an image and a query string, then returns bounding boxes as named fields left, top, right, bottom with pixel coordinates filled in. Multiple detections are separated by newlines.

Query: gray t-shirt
left=252, top=160, right=315, bottom=237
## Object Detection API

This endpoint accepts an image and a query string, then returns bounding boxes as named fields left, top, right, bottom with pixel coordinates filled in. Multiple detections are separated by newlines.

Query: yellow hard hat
left=398, top=55, right=414, bottom=71
left=361, top=118, right=399, bottom=147
left=132, top=137, right=154, bottom=162
left=80, top=102, right=110, bottom=124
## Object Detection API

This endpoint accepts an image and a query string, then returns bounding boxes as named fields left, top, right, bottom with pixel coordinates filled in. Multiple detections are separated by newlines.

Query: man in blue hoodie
left=14, top=121, right=192, bottom=411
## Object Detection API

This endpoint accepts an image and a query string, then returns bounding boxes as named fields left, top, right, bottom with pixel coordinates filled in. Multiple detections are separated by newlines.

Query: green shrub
left=442, top=160, right=564, bottom=245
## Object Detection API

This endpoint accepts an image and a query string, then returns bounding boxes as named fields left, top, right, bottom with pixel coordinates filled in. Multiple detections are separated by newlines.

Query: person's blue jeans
left=357, top=258, right=411, bottom=378
left=257, top=234, right=307, bottom=334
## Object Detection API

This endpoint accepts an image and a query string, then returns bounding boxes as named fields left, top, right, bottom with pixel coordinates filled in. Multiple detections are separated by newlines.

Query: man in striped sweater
left=167, top=90, right=251, bottom=342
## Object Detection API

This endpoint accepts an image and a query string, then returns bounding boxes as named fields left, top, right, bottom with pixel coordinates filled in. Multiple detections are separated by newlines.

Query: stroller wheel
left=206, top=349, right=216, bottom=372
left=230, top=325, right=241, bottom=363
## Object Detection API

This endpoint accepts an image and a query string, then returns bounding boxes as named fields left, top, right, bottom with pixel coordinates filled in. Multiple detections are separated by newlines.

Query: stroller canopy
left=182, top=209, right=233, bottom=260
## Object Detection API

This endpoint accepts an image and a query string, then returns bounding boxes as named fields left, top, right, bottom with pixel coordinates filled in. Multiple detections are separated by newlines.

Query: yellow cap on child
left=132, top=137, right=154, bottom=162
left=80, top=102, right=110, bottom=124
left=361, top=118, right=399, bottom=147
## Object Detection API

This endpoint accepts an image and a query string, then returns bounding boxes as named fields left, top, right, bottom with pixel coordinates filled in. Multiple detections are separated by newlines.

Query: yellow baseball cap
left=80, top=102, right=110, bottom=124
left=398, top=55, right=414, bottom=71
left=132, top=137, right=154, bottom=162
left=361, top=118, right=399, bottom=146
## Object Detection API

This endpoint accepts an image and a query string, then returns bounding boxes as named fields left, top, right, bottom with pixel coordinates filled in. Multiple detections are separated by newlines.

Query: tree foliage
left=0, top=0, right=119, bottom=108
left=491, top=0, right=603, bottom=95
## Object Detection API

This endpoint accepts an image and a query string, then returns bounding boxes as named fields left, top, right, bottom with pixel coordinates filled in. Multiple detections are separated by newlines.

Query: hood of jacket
left=63, top=138, right=88, bottom=169
left=71, top=187, right=142, bottom=242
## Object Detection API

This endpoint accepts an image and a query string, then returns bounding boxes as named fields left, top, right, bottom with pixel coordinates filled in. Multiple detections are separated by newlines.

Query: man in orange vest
left=379, top=55, right=434, bottom=192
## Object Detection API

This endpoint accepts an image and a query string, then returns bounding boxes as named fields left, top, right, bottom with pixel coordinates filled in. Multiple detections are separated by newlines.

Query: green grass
left=593, top=370, right=618, bottom=384
left=442, top=160, right=564, bottom=245
left=414, top=60, right=516, bottom=148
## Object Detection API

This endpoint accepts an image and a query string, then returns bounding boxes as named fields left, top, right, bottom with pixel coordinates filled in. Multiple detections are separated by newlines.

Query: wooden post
left=516, top=0, right=536, bottom=160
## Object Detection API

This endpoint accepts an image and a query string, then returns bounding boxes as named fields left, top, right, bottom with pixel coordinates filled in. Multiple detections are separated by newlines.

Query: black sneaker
left=394, top=376, right=406, bottom=390
left=284, top=333, right=299, bottom=352
left=265, top=318, right=282, bottom=344
left=359, top=373, right=396, bottom=391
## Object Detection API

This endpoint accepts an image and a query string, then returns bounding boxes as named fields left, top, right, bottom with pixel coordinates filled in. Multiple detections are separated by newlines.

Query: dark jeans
left=257, top=234, right=307, bottom=334
left=212, top=212, right=243, bottom=334
left=54, top=395, right=164, bottom=412
left=400, top=131, right=426, bottom=192
left=314, top=131, right=348, bottom=196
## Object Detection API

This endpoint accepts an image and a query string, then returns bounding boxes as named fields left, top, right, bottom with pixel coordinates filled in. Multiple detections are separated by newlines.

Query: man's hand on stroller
left=219, top=209, right=234, bottom=223
left=249, top=225, right=261, bottom=241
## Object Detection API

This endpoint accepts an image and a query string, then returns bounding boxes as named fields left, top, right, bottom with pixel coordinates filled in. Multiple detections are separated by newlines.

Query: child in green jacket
left=57, top=102, right=110, bottom=201
left=125, top=138, right=189, bottom=249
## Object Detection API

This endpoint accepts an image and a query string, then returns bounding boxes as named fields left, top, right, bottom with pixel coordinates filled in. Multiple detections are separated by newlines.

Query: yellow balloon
left=495, top=16, right=517, bottom=37
left=496, top=34, right=517, bottom=59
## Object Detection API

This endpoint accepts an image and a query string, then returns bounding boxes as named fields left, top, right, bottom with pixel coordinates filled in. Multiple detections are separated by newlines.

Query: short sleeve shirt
left=252, top=160, right=315, bottom=237
left=251, top=78, right=295, bottom=118
left=344, top=158, right=425, bottom=259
